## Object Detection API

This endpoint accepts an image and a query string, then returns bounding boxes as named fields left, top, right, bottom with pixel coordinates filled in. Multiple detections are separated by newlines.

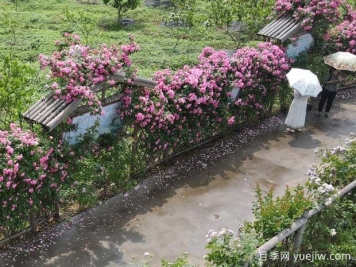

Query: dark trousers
left=318, top=89, right=337, bottom=113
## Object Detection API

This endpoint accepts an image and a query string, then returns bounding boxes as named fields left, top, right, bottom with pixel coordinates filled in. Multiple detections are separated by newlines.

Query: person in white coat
left=285, top=90, right=310, bottom=132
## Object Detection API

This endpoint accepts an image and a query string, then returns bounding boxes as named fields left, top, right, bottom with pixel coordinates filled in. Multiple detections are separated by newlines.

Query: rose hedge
left=323, top=5, right=356, bottom=54
left=39, top=33, right=139, bottom=114
left=119, top=42, right=292, bottom=154
left=275, top=0, right=345, bottom=31
left=0, top=124, right=68, bottom=235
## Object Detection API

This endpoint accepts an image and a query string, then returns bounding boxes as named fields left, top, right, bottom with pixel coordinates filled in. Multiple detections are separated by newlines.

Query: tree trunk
left=117, top=6, right=123, bottom=22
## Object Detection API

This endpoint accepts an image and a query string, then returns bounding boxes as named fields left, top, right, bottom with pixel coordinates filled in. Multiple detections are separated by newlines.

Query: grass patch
left=0, top=0, right=263, bottom=78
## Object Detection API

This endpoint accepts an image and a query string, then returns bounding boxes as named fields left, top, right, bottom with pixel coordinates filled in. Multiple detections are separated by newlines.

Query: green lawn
left=0, top=0, right=248, bottom=78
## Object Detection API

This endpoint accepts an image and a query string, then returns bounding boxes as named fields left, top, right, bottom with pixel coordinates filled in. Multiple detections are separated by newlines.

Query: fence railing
left=253, top=179, right=356, bottom=267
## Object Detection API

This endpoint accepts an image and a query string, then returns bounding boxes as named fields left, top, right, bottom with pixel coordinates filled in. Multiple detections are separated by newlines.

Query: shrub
left=229, top=42, right=292, bottom=119
left=103, top=0, right=142, bottom=21
left=119, top=43, right=292, bottom=158
left=250, top=184, right=312, bottom=242
left=274, top=0, right=344, bottom=31
left=0, top=124, right=68, bottom=237
left=61, top=128, right=137, bottom=209
left=323, top=7, right=356, bottom=54
left=0, top=56, right=38, bottom=130
left=39, top=33, right=139, bottom=114
left=205, top=226, right=261, bottom=267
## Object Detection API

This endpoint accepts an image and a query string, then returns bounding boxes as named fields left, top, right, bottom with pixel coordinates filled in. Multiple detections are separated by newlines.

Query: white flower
left=314, top=147, right=319, bottom=153
left=331, top=146, right=347, bottom=155
left=317, top=186, right=325, bottom=194
left=325, top=198, right=332, bottom=206
left=211, top=231, right=218, bottom=238
left=321, top=183, right=334, bottom=193
left=325, top=184, right=334, bottom=192
left=219, top=227, right=233, bottom=237
left=82, top=187, right=87, bottom=193
left=68, top=45, right=82, bottom=56
left=206, top=229, right=218, bottom=242
left=345, top=138, right=356, bottom=145
left=219, top=227, right=227, bottom=236
left=68, top=47, right=75, bottom=56
left=330, top=229, right=337, bottom=237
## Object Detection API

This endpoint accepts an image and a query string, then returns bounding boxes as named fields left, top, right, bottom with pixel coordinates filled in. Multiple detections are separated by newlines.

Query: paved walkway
left=1, top=97, right=356, bottom=267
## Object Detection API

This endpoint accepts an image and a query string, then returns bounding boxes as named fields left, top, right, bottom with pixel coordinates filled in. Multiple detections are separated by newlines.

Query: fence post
left=288, top=212, right=309, bottom=267
left=29, top=211, right=37, bottom=233
left=54, top=203, right=61, bottom=222
left=130, top=124, right=139, bottom=175
left=163, top=146, right=169, bottom=162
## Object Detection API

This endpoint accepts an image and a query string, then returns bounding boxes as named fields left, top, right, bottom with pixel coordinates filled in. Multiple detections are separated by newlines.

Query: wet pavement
left=1, top=96, right=355, bottom=267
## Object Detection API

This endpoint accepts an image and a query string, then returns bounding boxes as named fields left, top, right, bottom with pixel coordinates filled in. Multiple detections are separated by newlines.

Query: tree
left=206, top=0, right=275, bottom=48
left=64, top=7, right=97, bottom=46
left=162, top=0, right=198, bottom=50
left=0, top=56, right=37, bottom=129
left=0, top=10, right=38, bottom=129
left=103, top=0, right=142, bottom=22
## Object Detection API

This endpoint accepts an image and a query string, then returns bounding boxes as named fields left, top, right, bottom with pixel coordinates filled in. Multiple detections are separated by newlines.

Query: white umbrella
left=286, top=68, right=322, bottom=97
left=324, top=51, right=356, bottom=72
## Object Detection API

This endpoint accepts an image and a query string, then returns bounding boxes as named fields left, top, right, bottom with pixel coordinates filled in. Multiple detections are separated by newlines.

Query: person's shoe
left=325, top=113, right=329, bottom=117
left=287, top=128, right=295, bottom=133
left=317, top=112, right=321, bottom=117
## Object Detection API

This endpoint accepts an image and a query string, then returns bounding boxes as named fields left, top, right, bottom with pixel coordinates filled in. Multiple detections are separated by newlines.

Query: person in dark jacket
left=317, top=68, right=340, bottom=117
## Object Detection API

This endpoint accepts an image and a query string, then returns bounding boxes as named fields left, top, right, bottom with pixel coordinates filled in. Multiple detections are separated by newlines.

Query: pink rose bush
left=120, top=48, right=233, bottom=152
left=275, top=0, right=345, bottom=31
left=120, top=43, right=291, bottom=153
left=323, top=4, right=356, bottom=54
left=39, top=33, right=139, bottom=114
left=0, top=124, right=68, bottom=235
left=274, top=0, right=356, bottom=57
left=230, top=42, right=292, bottom=121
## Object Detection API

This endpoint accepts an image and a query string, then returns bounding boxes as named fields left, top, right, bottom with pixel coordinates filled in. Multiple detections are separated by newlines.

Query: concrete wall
left=63, top=101, right=122, bottom=145
left=286, top=33, right=314, bottom=58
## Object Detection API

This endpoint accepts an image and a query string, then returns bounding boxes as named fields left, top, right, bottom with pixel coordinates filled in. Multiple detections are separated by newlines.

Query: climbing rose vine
left=229, top=42, right=292, bottom=119
left=323, top=5, right=356, bottom=54
left=0, top=124, right=68, bottom=233
left=119, top=43, right=291, bottom=153
left=120, top=48, right=233, bottom=151
left=275, top=0, right=345, bottom=31
left=39, top=33, right=140, bottom=114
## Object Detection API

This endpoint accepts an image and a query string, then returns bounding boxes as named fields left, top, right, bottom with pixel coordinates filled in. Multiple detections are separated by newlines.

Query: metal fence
left=253, top=179, right=356, bottom=267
